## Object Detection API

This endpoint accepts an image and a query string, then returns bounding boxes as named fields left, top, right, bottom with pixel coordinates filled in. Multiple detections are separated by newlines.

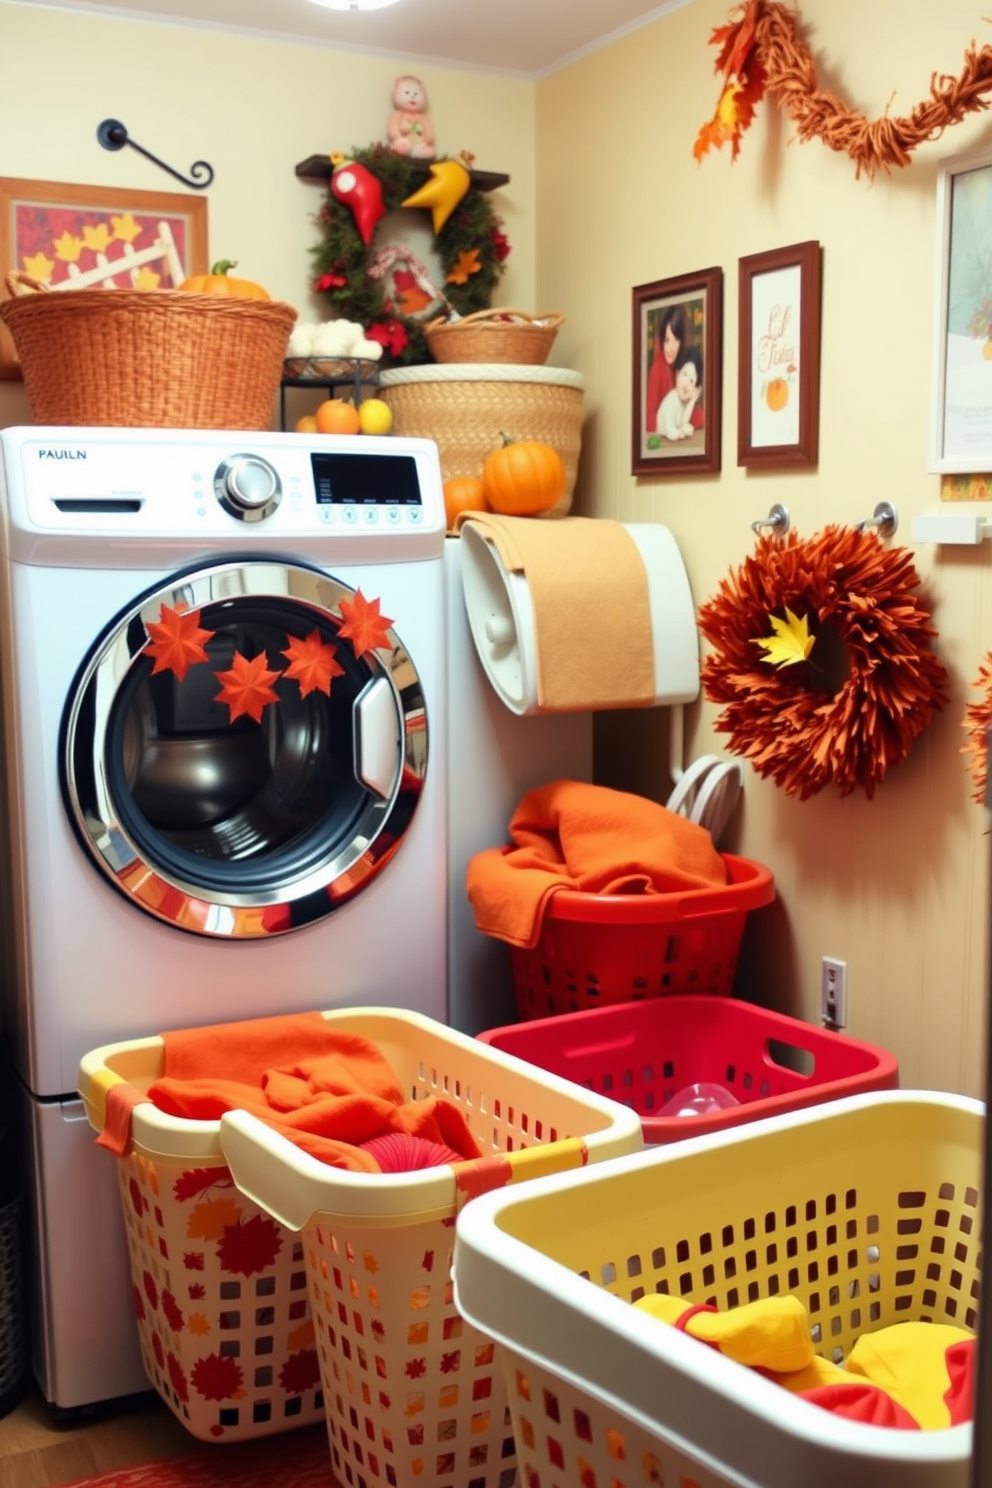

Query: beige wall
left=0, top=0, right=535, bottom=425
left=539, top=0, right=992, bottom=1094
left=1, top=0, right=988, bottom=1095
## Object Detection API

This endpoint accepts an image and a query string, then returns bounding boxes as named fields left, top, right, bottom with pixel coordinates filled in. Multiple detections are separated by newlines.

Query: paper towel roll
left=459, top=520, right=700, bottom=715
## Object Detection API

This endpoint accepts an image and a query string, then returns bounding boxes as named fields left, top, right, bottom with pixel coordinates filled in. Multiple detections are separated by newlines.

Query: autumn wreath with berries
left=697, top=526, right=949, bottom=801
left=309, top=142, right=510, bottom=367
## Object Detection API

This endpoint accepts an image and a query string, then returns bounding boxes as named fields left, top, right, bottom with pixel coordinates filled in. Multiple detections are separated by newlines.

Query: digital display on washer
left=310, top=452, right=422, bottom=506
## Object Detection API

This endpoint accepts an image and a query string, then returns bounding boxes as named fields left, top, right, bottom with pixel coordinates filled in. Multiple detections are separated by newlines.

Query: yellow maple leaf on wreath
left=751, top=607, right=815, bottom=669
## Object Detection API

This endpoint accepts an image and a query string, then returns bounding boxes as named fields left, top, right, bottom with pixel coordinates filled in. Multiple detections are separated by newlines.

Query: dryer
left=0, top=426, right=448, bottom=1412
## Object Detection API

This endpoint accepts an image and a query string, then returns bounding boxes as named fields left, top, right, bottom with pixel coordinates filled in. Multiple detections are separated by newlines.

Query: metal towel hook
left=97, top=118, right=214, bottom=190
left=857, top=501, right=898, bottom=538
left=750, top=503, right=791, bottom=537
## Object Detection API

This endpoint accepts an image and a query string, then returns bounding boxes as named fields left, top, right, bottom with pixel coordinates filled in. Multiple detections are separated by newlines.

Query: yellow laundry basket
left=453, top=1090, right=983, bottom=1488
left=215, top=1006, right=644, bottom=1488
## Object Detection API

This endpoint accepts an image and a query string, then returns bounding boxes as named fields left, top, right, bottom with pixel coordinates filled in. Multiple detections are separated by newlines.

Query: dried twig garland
left=962, top=659, right=992, bottom=805
left=697, top=527, right=949, bottom=800
left=697, top=0, right=992, bottom=179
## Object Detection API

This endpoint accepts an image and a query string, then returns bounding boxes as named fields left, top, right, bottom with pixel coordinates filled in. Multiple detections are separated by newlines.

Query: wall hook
left=97, top=118, right=214, bottom=190
left=750, top=502, right=790, bottom=537
left=857, top=501, right=898, bottom=538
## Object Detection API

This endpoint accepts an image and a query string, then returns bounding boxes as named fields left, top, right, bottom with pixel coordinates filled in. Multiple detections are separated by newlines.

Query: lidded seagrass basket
left=378, top=362, right=585, bottom=517
left=0, top=272, right=297, bottom=429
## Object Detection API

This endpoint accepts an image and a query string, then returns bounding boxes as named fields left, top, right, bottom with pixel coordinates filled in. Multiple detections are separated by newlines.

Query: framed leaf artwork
left=0, top=176, right=208, bottom=379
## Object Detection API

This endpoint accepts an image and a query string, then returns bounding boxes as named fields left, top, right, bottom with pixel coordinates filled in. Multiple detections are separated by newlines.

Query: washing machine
left=0, top=425, right=448, bottom=1413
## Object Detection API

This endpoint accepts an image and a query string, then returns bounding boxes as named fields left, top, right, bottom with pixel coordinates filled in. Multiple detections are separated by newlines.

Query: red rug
left=56, top=1423, right=334, bottom=1488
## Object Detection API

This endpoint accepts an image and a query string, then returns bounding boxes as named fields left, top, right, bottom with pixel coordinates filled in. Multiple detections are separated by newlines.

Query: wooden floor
left=0, top=1378, right=196, bottom=1488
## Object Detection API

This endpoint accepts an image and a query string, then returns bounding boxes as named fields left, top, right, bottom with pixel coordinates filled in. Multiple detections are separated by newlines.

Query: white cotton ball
left=288, top=322, right=319, bottom=356
left=313, top=322, right=348, bottom=354
left=354, top=339, right=383, bottom=360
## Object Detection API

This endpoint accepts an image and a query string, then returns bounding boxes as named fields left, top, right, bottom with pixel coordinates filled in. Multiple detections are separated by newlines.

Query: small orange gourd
left=481, top=433, right=566, bottom=517
left=178, top=259, right=271, bottom=301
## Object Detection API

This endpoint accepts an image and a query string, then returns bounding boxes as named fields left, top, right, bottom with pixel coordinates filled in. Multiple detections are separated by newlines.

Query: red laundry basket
left=507, top=852, right=774, bottom=1021
left=477, top=994, right=899, bottom=1142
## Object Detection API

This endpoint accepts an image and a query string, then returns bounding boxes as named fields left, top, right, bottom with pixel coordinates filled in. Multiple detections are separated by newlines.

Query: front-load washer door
left=60, top=558, right=428, bottom=937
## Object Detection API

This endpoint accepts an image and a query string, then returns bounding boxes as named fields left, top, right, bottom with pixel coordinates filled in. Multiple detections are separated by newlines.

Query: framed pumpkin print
left=0, top=177, right=208, bottom=379
left=632, top=267, right=723, bottom=477
left=738, top=240, right=821, bottom=469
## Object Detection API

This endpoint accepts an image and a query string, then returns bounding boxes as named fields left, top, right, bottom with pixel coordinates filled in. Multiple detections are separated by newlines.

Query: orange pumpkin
left=481, top=433, right=566, bottom=517
left=443, top=476, right=489, bottom=530
left=766, top=377, right=789, bottom=412
left=178, top=259, right=271, bottom=300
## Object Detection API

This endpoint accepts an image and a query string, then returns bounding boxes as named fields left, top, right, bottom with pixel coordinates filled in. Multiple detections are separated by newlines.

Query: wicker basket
left=0, top=271, right=297, bottom=429
left=379, top=362, right=584, bottom=515
left=424, top=308, right=564, bottom=366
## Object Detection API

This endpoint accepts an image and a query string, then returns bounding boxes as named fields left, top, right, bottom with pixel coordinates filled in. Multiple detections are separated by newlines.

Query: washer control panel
left=3, top=430, right=446, bottom=562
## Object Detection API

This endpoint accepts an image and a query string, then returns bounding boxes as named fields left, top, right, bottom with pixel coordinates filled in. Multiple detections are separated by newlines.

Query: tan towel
left=457, top=513, right=656, bottom=710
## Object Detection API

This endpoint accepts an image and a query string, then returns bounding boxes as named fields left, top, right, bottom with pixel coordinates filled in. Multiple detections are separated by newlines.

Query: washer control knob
left=214, top=455, right=282, bottom=522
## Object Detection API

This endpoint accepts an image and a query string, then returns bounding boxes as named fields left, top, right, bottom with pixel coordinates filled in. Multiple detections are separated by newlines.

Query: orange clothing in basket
left=466, top=779, right=728, bottom=950
left=144, top=1011, right=483, bottom=1171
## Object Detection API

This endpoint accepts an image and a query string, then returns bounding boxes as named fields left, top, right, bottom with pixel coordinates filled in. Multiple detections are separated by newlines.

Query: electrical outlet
left=821, top=957, right=847, bottom=1028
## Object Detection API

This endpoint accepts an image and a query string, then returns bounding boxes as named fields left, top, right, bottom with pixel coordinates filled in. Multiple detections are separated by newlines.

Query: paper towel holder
left=458, top=521, right=701, bottom=717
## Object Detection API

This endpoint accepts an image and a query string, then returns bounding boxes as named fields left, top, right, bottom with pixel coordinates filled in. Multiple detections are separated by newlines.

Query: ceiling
left=20, top=0, right=694, bottom=78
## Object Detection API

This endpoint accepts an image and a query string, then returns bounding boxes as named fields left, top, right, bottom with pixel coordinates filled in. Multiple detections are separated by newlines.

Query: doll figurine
left=387, top=75, right=435, bottom=159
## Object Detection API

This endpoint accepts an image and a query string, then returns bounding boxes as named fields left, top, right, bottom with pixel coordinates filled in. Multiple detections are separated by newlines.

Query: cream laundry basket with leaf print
left=80, top=1034, right=326, bottom=1443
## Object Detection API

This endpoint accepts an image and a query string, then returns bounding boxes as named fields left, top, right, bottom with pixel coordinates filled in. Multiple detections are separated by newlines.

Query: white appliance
left=0, top=426, right=449, bottom=1414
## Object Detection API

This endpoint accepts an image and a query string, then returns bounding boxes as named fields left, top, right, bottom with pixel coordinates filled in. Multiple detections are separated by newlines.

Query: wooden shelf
left=295, top=155, right=509, bottom=193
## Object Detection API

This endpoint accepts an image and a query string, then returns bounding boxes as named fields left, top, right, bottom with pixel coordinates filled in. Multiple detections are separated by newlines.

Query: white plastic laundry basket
left=216, top=1006, right=644, bottom=1488
left=453, top=1090, right=983, bottom=1488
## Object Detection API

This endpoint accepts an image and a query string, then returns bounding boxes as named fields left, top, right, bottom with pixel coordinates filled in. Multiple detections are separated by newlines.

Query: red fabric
left=147, top=1012, right=483, bottom=1171
left=467, top=779, right=728, bottom=949
left=798, top=1382, right=921, bottom=1430
left=359, top=1132, right=465, bottom=1171
left=944, top=1338, right=976, bottom=1425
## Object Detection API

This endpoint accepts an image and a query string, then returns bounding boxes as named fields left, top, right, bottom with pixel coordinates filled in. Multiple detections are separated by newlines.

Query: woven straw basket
left=424, top=308, right=564, bottom=366
left=0, top=272, right=297, bottom=429
left=379, top=363, right=585, bottom=516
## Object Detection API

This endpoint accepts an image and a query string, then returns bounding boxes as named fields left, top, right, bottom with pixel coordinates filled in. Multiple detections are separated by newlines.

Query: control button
left=341, top=505, right=359, bottom=525
left=363, top=506, right=379, bottom=525
left=407, top=507, right=423, bottom=524
left=385, top=506, right=402, bottom=525
left=213, top=455, right=282, bottom=522
left=318, top=506, right=335, bottom=524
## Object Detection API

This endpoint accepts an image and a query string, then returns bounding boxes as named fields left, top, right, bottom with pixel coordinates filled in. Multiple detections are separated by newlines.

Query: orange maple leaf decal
left=281, top=628, right=345, bottom=697
left=145, top=604, right=215, bottom=681
left=446, top=248, right=481, bottom=286
left=694, top=0, right=766, bottom=164
left=214, top=651, right=283, bottom=724
left=337, top=590, right=394, bottom=658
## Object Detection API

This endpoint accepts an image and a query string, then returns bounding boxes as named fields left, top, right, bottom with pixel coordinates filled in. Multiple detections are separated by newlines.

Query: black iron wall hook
left=97, top=118, right=214, bottom=190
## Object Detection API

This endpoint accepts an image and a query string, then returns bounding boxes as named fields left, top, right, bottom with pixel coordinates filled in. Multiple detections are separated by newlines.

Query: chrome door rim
left=60, top=559, right=428, bottom=937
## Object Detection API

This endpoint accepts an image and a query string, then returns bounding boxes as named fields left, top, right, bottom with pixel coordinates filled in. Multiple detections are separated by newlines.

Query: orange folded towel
left=466, top=779, right=728, bottom=949
left=145, top=1011, right=483, bottom=1171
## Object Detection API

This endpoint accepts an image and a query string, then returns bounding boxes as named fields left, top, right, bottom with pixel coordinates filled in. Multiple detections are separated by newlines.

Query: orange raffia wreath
left=697, top=527, right=949, bottom=801
left=695, top=1, right=992, bottom=179
left=962, top=659, right=992, bottom=805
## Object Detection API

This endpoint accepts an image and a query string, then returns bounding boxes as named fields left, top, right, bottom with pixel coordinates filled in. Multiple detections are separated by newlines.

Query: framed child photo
left=738, top=240, right=821, bottom=469
left=632, top=267, right=723, bottom=477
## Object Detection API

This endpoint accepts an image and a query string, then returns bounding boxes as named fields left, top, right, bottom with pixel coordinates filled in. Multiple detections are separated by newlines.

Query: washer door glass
left=61, top=559, right=427, bottom=937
